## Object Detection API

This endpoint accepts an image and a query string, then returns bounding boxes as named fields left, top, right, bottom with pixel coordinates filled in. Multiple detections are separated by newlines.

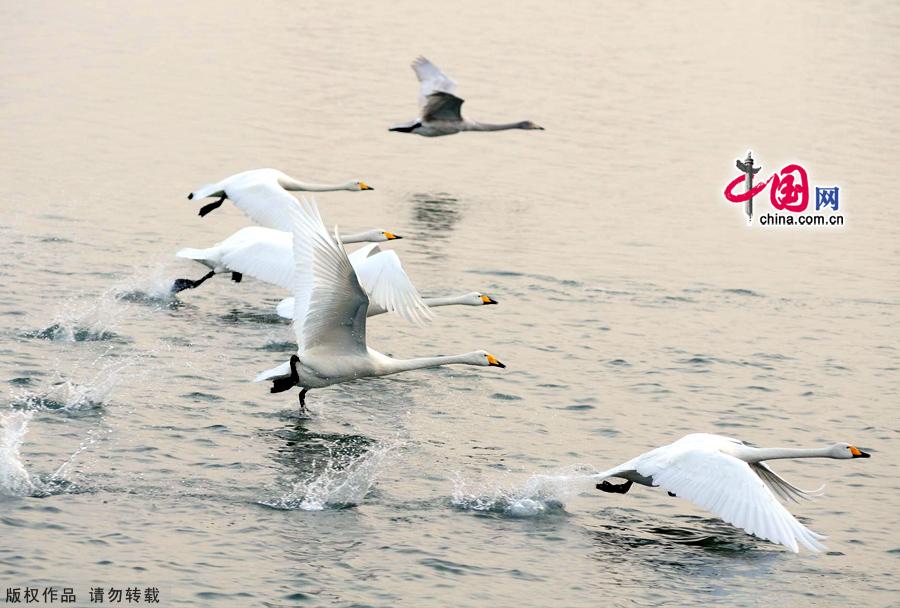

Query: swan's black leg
left=231, top=272, right=243, bottom=283
left=298, top=388, right=309, bottom=416
left=668, top=492, right=676, bottom=497
left=596, top=480, right=633, bottom=494
left=198, top=195, right=226, bottom=217
left=171, top=270, right=216, bottom=293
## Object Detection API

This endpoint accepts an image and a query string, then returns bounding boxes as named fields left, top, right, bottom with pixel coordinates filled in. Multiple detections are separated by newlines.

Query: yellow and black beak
left=486, top=353, right=506, bottom=368
left=849, top=446, right=870, bottom=458
left=481, top=295, right=498, bottom=305
left=383, top=231, right=402, bottom=240
left=359, top=181, right=374, bottom=191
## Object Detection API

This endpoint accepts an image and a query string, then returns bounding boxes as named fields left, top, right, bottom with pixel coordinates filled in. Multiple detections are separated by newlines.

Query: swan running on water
left=255, top=197, right=506, bottom=414
left=171, top=226, right=400, bottom=294
left=389, top=56, right=544, bottom=137
left=591, top=433, right=871, bottom=552
left=188, top=168, right=373, bottom=230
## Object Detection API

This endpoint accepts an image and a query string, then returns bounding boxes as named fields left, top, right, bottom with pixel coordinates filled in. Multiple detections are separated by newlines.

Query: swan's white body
left=275, top=292, right=497, bottom=320
left=592, top=433, right=870, bottom=552
left=188, top=168, right=372, bottom=231
left=176, top=228, right=436, bottom=326
left=389, top=57, right=543, bottom=137
left=255, top=197, right=505, bottom=394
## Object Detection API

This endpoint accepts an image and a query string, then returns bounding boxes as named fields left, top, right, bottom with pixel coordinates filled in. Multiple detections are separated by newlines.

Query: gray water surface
left=1, top=1, right=898, bottom=606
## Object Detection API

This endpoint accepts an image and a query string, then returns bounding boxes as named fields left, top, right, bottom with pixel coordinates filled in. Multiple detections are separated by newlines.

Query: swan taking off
left=255, top=196, right=506, bottom=414
left=591, top=433, right=871, bottom=552
left=389, top=56, right=544, bottom=137
left=187, top=168, right=373, bottom=231
left=171, top=225, right=400, bottom=294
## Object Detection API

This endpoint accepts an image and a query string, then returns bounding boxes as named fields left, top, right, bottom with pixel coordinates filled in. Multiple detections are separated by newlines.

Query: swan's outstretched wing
left=220, top=232, right=294, bottom=290
left=353, top=249, right=433, bottom=326
left=290, top=197, right=369, bottom=354
left=274, top=244, right=433, bottom=325
left=422, top=92, right=464, bottom=122
left=635, top=448, right=827, bottom=553
left=228, top=175, right=300, bottom=232
left=348, top=243, right=381, bottom=267
left=750, top=462, right=825, bottom=503
left=412, top=56, right=458, bottom=109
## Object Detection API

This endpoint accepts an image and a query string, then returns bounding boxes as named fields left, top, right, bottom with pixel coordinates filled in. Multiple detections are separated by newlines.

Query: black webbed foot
left=198, top=195, right=226, bottom=217
left=668, top=492, right=676, bottom=497
left=596, top=480, right=633, bottom=494
left=171, top=270, right=215, bottom=293
left=231, top=272, right=243, bottom=283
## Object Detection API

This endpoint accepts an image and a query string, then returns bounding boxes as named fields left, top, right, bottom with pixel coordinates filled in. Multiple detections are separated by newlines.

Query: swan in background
left=591, top=433, right=871, bottom=553
left=171, top=225, right=401, bottom=294
left=255, top=197, right=505, bottom=414
left=275, top=291, right=498, bottom=320
left=389, top=56, right=544, bottom=137
left=187, top=168, right=373, bottom=231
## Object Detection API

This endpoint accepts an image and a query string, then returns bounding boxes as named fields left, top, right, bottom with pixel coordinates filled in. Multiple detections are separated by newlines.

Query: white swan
left=171, top=225, right=400, bottom=294
left=188, top=168, right=373, bottom=231
left=389, top=56, right=544, bottom=137
left=173, top=228, right=434, bottom=326
left=591, top=433, right=871, bottom=552
left=255, top=197, right=505, bottom=413
left=275, top=291, right=498, bottom=320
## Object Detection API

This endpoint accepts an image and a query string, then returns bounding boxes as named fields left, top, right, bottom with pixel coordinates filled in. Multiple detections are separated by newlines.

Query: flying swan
left=255, top=196, right=506, bottom=413
left=389, top=56, right=544, bottom=137
left=187, top=168, right=373, bottom=231
left=591, top=433, right=871, bottom=552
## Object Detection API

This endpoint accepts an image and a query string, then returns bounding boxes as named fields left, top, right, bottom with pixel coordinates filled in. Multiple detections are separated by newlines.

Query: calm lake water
left=1, top=1, right=898, bottom=606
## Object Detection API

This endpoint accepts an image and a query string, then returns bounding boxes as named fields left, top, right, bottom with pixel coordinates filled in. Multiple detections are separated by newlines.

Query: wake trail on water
left=451, top=464, right=601, bottom=517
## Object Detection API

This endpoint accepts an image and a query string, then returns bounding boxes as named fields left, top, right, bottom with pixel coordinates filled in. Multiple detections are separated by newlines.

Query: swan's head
left=518, top=121, right=544, bottom=130
left=460, top=292, right=498, bottom=306
left=346, top=180, right=374, bottom=191
left=830, top=443, right=870, bottom=459
left=353, top=229, right=402, bottom=242
left=471, top=350, right=506, bottom=368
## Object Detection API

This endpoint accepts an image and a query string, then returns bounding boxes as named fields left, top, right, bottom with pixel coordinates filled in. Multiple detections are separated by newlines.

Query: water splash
left=27, top=263, right=185, bottom=342
left=112, top=262, right=185, bottom=307
left=10, top=349, right=144, bottom=412
left=29, top=287, right=126, bottom=342
left=451, top=464, right=598, bottom=517
left=0, top=411, right=35, bottom=496
left=263, top=440, right=399, bottom=511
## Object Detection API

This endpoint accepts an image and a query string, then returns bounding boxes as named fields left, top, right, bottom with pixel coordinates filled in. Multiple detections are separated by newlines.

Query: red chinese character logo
left=769, top=164, right=809, bottom=212
left=724, top=162, right=809, bottom=213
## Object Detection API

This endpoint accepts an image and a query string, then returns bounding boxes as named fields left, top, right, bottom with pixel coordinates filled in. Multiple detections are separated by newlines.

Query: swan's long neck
left=340, top=232, right=379, bottom=244
left=367, top=295, right=473, bottom=318
left=739, top=446, right=835, bottom=463
left=465, top=120, right=528, bottom=132
left=385, top=354, right=475, bottom=374
left=422, top=294, right=472, bottom=307
left=279, top=175, right=348, bottom=192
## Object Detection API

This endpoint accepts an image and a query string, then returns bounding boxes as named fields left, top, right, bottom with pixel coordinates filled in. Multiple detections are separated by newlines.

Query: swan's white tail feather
left=190, top=182, right=224, bottom=200
left=176, top=247, right=212, bottom=261
left=276, top=297, right=295, bottom=320
left=254, top=360, right=291, bottom=383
